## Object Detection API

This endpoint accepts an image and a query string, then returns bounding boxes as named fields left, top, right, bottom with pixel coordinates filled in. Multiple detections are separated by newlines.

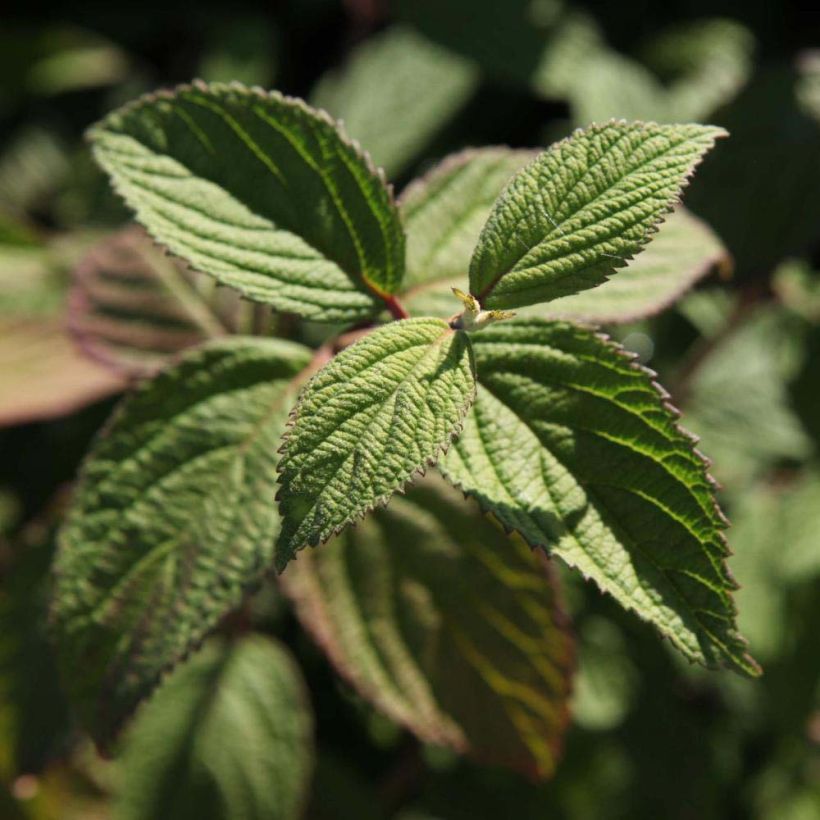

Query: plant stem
left=383, top=294, right=410, bottom=320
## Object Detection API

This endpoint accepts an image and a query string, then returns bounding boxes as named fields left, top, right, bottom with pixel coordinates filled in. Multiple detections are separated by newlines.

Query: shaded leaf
left=394, top=0, right=563, bottom=90
left=683, top=307, right=812, bottom=486
left=539, top=208, right=727, bottom=323
left=51, top=337, right=311, bottom=745
left=400, top=147, right=535, bottom=318
left=116, top=636, right=313, bottom=820
left=89, top=81, right=405, bottom=322
left=642, top=19, right=755, bottom=122
left=280, top=474, right=573, bottom=778
left=687, top=64, right=820, bottom=276
left=440, top=319, right=758, bottom=676
left=276, top=318, right=475, bottom=570
left=0, top=318, right=124, bottom=427
left=70, top=226, right=254, bottom=376
left=468, top=121, right=725, bottom=310
left=312, top=26, right=478, bottom=178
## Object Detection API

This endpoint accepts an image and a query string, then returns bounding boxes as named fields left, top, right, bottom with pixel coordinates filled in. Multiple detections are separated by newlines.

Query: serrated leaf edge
left=475, top=119, right=728, bottom=306
left=87, top=79, right=404, bottom=313
left=439, top=323, right=760, bottom=678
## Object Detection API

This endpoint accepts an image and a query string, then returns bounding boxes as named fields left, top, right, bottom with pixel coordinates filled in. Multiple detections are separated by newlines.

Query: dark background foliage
left=1, top=0, right=819, bottom=818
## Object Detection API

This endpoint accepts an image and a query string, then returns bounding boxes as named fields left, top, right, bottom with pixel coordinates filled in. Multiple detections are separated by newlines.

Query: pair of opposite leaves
left=53, top=81, right=757, bottom=745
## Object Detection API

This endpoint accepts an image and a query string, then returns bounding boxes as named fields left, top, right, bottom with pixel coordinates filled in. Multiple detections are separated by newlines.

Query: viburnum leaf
left=399, top=148, right=727, bottom=325
left=70, top=226, right=255, bottom=376
left=642, top=19, right=755, bottom=123
left=116, top=636, right=313, bottom=820
left=88, top=81, right=405, bottom=322
left=539, top=208, right=727, bottom=323
left=439, top=319, right=759, bottom=676
left=275, top=318, right=475, bottom=570
left=468, top=121, right=726, bottom=310
left=399, top=147, right=535, bottom=317
left=0, top=317, right=123, bottom=427
left=280, top=474, right=574, bottom=779
left=50, top=337, right=312, bottom=745
left=311, top=26, right=478, bottom=178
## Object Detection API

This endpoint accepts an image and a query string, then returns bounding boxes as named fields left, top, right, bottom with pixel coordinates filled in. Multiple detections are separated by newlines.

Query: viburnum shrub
left=50, top=82, right=758, bottom=780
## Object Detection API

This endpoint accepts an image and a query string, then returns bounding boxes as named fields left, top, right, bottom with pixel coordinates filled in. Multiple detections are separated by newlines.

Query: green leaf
left=468, top=121, right=725, bottom=311
left=51, top=337, right=311, bottom=745
left=642, top=19, right=755, bottom=123
left=0, top=317, right=123, bottom=427
left=311, top=26, right=478, bottom=178
left=276, top=318, right=475, bottom=570
left=686, top=66, right=820, bottom=276
left=394, top=0, right=563, bottom=90
left=682, top=307, right=812, bottom=486
left=70, top=226, right=256, bottom=376
left=725, top=475, right=820, bottom=662
left=400, top=149, right=727, bottom=324
left=116, top=636, right=313, bottom=820
left=280, top=474, right=573, bottom=778
left=399, top=147, right=536, bottom=317
left=88, top=81, right=405, bottom=322
left=537, top=208, right=727, bottom=323
left=439, top=319, right=758, bottom=676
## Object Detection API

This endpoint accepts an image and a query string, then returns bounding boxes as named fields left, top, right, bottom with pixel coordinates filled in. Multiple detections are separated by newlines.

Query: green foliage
left=7, top=10, right=810, bottom=811
left=281, top=474, right=574, bottom=779
left=400, top=148, right=728, bottom=324
left=116, top=636, right=313, bottom=820
left=88, top=82, right=405, bottom=321
left=276, top=318, right=475, bottom=569
left=440, top=319, right=757, bottom=675
left=51, top=338, right=310, bottom=744
left=468, top=121, right=724, bottom=310
left=312, top=26, right=478, bottom=178
left=69, top=226, right=254, bottom=376
left=682, top=306, right=812, bottom=486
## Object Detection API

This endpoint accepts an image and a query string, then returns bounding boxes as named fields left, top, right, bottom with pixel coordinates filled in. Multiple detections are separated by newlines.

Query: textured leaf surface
left=399, top=148, right=535, bottom=317
left=276, top=319, right=475, bottom=570
left=400, top=149, right=726, bottom=324
left=312, top=26, right=478, bottom=178
left=0, top=317, right=124, bottom=427
left=89, top=81, right=405, bottom=322
left=439, top=319, right=758, bottom=675
left=116, top=636, right=313, bottom=820
left=70, top=226, right=255, bottom=376
left=539, top=208, right=727, bottom=323
left=280, top=474, right=573, bottom=778
left=469, top=121, right=725, bottom=310
left=51, top=337, right=311, bottom=744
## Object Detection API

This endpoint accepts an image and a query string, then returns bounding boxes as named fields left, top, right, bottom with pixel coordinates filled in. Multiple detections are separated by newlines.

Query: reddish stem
left=383, top=294, right=410, bottom=320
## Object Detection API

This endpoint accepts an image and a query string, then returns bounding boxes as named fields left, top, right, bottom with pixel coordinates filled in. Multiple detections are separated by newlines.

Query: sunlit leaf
left=469, top=121, right=724, bottom=310
left=89, top=82, right=405, bottom=321
left=440, top=319, right=758, bottom=675
left=276, top=318, right=475, bottom=570
left=400, top=148, right=726, bottom=324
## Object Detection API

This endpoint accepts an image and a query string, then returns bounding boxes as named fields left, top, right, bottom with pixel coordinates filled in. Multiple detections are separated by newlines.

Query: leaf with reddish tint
left=0, top=317, right=124, bottom=427
left=70, top=226, right=255, bottom=376
left=280, top=474, right=574, bottom=779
